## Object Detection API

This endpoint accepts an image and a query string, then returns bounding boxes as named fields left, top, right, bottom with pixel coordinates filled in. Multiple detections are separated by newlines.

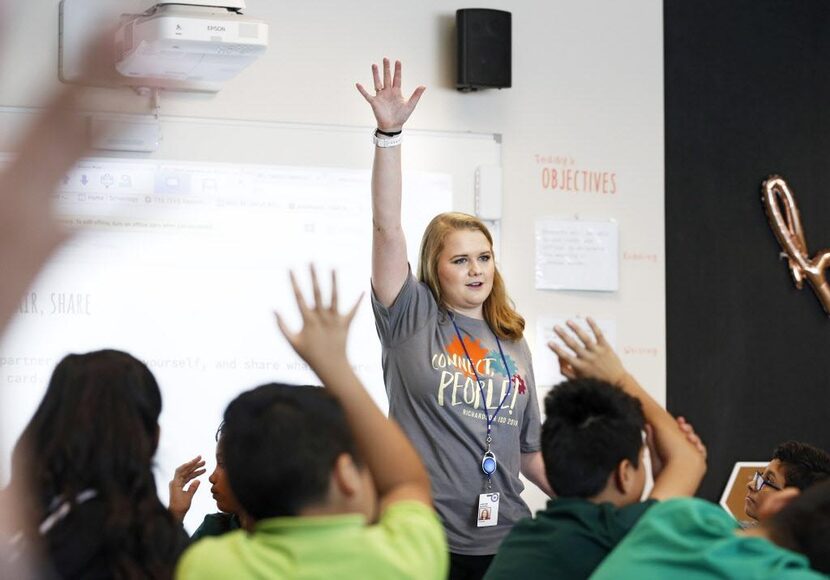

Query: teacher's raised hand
left=356, top=58, right=425, bottom=132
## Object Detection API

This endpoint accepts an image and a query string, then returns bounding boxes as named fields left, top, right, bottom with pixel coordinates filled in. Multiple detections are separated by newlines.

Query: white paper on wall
left=534, top=219, right=619, bottom=291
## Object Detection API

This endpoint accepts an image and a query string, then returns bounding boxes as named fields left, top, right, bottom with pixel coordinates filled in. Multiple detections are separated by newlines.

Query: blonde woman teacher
left=357, top=58, right=552, bottom=580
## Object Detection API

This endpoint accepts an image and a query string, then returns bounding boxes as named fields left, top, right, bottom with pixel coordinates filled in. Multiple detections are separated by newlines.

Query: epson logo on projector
left=207, top=25, right=226, bottom=32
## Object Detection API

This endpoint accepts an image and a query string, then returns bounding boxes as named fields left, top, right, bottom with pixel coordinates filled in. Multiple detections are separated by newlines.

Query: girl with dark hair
left=9, top=349, right=189, bottom=579
left=168, top=423, right=249, bottom=541
left=357, top=59, right=552, bottom=580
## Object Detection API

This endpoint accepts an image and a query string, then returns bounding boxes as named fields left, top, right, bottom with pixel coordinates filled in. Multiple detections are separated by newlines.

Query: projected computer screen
left=0, top=156, right=451, bottom=531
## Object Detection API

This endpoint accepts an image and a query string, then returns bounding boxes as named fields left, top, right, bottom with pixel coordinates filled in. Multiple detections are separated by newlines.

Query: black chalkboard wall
left=664, top=0, right=830, bottom=500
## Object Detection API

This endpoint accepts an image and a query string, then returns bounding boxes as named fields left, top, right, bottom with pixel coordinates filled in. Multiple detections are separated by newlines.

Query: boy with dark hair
left=541, top=378, right=646, bottom=500
left=484, top=319, right=706, bottom=579
left=222, top=384, right=370, bottom=520
left=176, top=269, right=447, bottom=579
left=773, top=441, right=830, bottom=490
left=593, top=478, right=830, bottom=578
left=745, top=440, right=830, bottom=521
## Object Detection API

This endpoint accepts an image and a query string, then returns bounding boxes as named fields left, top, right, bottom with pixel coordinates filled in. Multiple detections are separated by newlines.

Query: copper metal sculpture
left=762, top=175, right=830, bottom=315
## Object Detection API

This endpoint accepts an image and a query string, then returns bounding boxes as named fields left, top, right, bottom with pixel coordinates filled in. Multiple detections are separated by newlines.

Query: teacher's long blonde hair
left=417, top=212, right=525, bottom=341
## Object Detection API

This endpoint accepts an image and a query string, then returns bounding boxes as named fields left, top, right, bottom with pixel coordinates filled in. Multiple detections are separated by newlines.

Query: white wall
left=0, top=1, right=664, bottom=513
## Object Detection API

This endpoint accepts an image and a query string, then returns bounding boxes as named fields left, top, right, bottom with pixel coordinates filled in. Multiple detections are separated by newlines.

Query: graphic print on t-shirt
left=431, top=334, right=526, bottom=424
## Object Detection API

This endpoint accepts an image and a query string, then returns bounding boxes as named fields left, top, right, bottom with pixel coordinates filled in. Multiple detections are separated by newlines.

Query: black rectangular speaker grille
left=457, top=9, right=512, bottom=91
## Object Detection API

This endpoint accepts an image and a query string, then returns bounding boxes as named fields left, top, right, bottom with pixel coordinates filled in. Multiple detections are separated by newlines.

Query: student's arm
left=0, top=87, right=87, bottom=332
left=356, top=58, right=425, bottom=306
left=520, top=451, right=555, bottom=497
left=548, top=318, right=706, bottom=500
left=0, top=34, right=115, bottom=578
left=647, top=417, right=708, bottom=479
left=277, top=267, right=432, bottom=511
left=0, top=31, right=117, bottom=334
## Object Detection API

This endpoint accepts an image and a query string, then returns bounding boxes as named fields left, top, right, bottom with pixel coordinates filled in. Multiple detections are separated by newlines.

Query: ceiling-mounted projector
left=113, top=0, right=268, bottom=92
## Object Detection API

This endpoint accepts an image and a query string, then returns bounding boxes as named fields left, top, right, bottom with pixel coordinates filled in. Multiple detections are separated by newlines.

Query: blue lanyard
left=448, top=312, right=514, bottom=439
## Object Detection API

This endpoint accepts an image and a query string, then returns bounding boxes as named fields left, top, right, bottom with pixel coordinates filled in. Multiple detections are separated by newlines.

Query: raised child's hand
left=276, top=266, right=363, bottom=375
left=548, top=317, right=627, bottom=385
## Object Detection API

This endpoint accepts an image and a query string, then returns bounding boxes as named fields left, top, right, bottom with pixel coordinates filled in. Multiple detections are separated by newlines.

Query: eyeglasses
left=751, top=471, right=783, bottom=492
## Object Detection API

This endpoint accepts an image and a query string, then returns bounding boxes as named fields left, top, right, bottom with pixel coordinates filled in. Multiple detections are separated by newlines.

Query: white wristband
left=373, top=130, right=402, bottom=148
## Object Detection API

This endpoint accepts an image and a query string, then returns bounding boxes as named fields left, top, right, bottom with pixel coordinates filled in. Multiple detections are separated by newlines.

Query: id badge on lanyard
left=477, top=492, right=500, bottom=527
left=449, top=313, right=514, bottom=529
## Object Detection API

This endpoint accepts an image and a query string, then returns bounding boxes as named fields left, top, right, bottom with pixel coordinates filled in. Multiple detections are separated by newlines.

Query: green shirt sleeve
left=592, top=498, right=826, bottom=580
left=373, top=501, right=449, bottom=580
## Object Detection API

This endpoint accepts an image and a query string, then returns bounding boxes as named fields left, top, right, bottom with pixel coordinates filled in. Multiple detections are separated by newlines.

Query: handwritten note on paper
left=534, top=317, right=618, bottom=388
left=534, top=219, right=619, bottom=291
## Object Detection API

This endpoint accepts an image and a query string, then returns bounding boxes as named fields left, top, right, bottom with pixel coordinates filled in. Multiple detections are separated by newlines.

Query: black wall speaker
left=456, top=8, right=512, bottom=91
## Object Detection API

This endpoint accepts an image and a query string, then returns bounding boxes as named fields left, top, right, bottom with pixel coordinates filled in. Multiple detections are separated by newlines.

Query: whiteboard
left=0, top=108, right=500, bottom=531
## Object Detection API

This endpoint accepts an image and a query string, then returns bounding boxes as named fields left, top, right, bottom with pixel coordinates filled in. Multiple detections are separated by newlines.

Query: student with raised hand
left=484, top=318, right=706, bottom=580
left=175, top=267, right=448, bottom=580
left=8, top=350, right=189, bottom=579
left=357, top=58, right=550, bottom=580
left=549, top=318, right=707, bottom=499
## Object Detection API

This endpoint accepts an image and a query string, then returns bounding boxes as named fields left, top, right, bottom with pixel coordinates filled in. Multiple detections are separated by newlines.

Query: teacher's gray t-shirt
left=372, top=273, right=541, bottom=555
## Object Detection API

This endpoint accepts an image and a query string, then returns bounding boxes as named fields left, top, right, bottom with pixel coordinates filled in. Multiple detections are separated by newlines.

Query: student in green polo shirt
left=175, top=268, right=448, bottom=580
left=592, top=478, right=830, bottom=578
left=484, top=318, right=707, bottom=580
